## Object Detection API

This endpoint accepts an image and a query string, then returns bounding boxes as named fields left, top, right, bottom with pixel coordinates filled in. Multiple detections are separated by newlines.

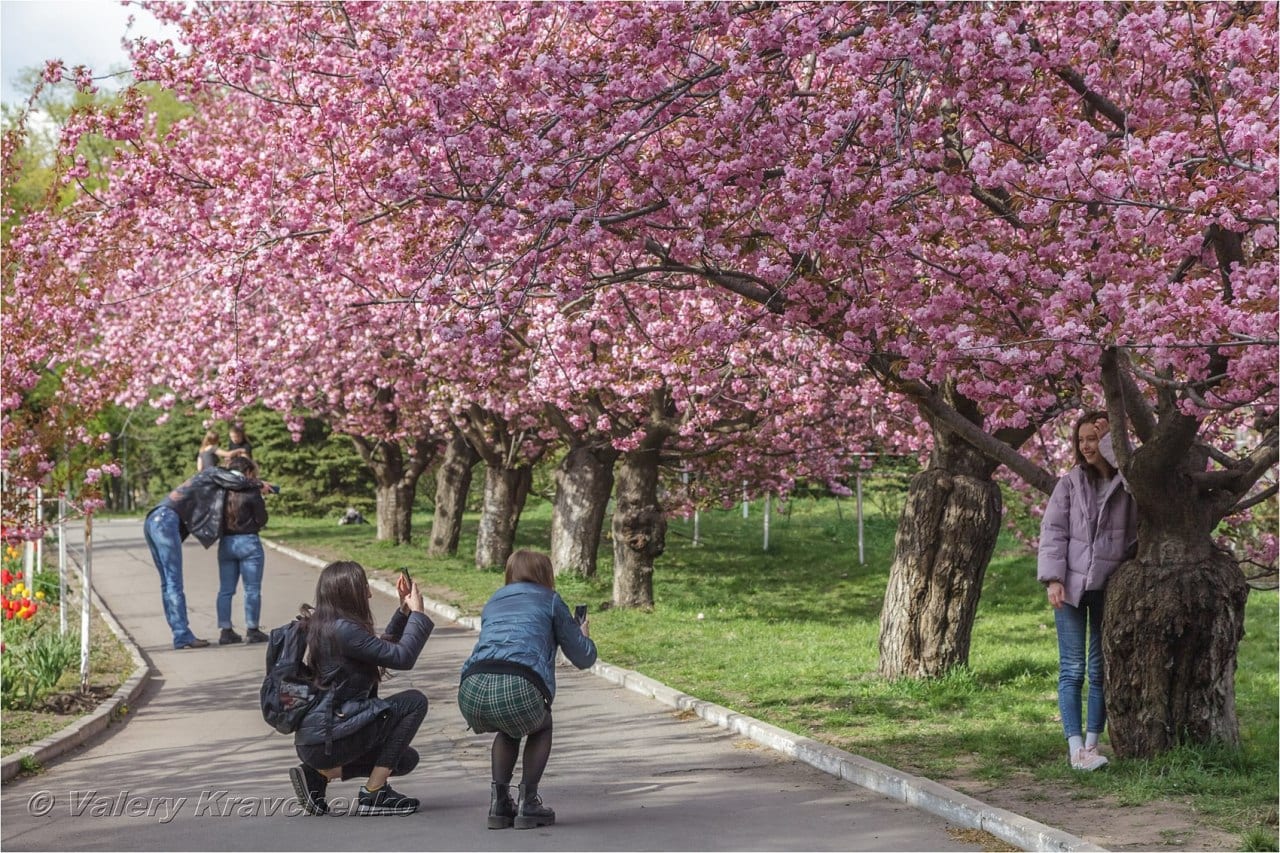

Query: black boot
left=487, top=782, right=516, bottom=829
left=514, top=784, right=555, bottom=829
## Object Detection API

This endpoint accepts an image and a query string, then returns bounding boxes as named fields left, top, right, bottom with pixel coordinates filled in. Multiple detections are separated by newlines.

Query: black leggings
left=297, top=689, right=428, bottom=780
left=492, top=711, right=553, bottom=791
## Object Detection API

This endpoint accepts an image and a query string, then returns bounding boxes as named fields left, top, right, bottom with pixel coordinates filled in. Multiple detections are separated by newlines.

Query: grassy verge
left=267, top=494, right=1278, bottom=847
left=1, top=609, right=135, bottom=757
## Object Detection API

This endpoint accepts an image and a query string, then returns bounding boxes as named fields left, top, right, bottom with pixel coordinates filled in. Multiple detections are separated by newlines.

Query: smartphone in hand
left=400, top=567, right=412, bottom=585
left=574, top=604, right=588, bottom=625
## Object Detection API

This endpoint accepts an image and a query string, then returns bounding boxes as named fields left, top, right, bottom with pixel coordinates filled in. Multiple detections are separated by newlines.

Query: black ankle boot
left=514, top=784, right=555, bottom=829
left=487, top=782, right=516, bottom=829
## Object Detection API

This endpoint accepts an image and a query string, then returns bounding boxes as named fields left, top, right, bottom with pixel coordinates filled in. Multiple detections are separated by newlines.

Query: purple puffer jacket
left=1036, top=445, right=1138, bottom=607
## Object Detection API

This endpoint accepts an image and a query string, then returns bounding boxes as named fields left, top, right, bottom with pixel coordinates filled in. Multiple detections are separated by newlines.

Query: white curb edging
left=1, top=582, right=151, bottom=783
left=262, top=539, right=1105, bottom=852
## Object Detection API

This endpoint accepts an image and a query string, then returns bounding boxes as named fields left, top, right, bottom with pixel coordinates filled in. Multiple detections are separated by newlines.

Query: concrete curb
left=263, top=539, right=1104, bottom=852
left=0, top=576, right=151, bottom=783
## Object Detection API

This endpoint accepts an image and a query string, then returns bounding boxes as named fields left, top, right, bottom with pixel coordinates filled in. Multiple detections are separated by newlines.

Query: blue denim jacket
left=461, top=582, right=597, bottom=701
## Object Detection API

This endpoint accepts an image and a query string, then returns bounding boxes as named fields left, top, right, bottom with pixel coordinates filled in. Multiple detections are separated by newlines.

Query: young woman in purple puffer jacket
left=1037, top=410, right=1137, bottom=771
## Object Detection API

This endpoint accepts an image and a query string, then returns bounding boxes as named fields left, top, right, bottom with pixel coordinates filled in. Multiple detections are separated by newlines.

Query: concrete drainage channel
left=265, top=540, right=1103, bottom=853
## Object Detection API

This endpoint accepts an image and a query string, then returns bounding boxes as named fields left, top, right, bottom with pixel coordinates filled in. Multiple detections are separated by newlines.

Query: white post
left=693, top=507, right=701, bottom=546
left=742, top=481, right=749, bottom=518
left=856, top=472, right=865, bottom=566
left=763, top=493, right=771, bottom=551
left=35, top=486, right=44, bottom=581
left=58, top=494, right=68, bottom=636
left=80, top=513, right=93, bottom=692
left=683, top=471, right=700, bottom=546
left=23, top=491, right=35, bottom=590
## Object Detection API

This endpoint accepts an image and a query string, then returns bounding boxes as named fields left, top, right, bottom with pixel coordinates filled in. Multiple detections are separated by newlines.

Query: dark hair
left=307, top=561, right=378, bottom=684
left=1072, top=409, right=1116, bottom=481
left=505, top=550, right=555, bottom=590
left=227, top=455, right=258, bottom=477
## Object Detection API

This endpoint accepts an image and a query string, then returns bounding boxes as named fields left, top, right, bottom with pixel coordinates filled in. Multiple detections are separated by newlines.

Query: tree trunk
left=374, top=481, right=415, bottom=545
left=474, top=465, right=532, bottom=569
left=1103, top=443, right=1249, bottom=756
left=877, top=427, right=1002, bottom=678
left=428, top=429, right=480, bottom=557
left=349, top=434, right=436, bottom=546
left=551, top=444, right=618, bottom=578
left=611, top=446, right=666, bottom=608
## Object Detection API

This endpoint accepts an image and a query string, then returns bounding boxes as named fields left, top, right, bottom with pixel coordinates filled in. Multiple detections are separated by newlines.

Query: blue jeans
left=143, top=507, right=197, bottom=648
left=216, top=534, right=264, bottom=630
left=1055, top=589, right=1106, bottom=739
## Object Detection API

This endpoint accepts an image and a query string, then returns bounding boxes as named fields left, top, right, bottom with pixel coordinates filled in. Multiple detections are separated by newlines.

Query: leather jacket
left=294, top=608, right=433, bottom=747
left=223, top=488, right=267, bottom=536
left=154, top=468, right=263, bottom=548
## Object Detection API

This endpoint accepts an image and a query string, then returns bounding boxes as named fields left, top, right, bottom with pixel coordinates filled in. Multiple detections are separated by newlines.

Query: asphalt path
left=0, top=517, right=983, bottom=852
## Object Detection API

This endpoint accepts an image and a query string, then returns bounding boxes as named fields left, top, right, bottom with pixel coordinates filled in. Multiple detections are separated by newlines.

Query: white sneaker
left=1071, top=746, right=1109, bottom=771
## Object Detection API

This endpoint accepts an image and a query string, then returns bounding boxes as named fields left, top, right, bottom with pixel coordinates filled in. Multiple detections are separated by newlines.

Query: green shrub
left=2, top=628, right=79, bottom=710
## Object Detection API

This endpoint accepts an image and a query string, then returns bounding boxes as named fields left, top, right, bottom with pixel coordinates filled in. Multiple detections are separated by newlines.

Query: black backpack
left=261, top=609, right=321, bottom=734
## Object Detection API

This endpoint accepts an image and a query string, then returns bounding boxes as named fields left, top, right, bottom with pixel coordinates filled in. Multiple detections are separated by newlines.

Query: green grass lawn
left=267, top=494, right=1279, bottom=847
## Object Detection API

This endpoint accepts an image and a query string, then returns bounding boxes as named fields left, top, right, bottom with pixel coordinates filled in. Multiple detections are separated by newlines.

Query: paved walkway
left=0, top=518, right=1083, bottom=851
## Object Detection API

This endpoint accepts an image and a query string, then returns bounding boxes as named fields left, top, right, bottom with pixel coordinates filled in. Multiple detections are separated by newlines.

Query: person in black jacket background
left=143, top=463, right=273, bottom=649
left=290, top=561, right=433, bottom=817
left=216, top=456, right=270, bottom=645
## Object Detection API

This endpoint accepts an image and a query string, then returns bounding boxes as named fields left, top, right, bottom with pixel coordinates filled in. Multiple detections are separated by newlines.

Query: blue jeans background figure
left=217, top=534, right=264, bottom=631
left=143, top=506, right=198, bottom=648
left=1055, top=589, right=1106, bottom=740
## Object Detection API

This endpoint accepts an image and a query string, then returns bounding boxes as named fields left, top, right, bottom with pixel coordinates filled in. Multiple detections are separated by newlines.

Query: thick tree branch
left=1231, top=483, right=1277, bottom=514
left=638, top=236, right=785, bottom=310
left=1114, top=348, right=1157, bottom=442
left=1054, top=67, right=1128, bottom=131
left=1099, top=347, right=1136, bottom=469
left=907, top=383, right=1058, bottom=494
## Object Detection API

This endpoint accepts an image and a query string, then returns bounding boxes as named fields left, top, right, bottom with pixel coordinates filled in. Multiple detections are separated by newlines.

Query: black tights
left=492, top=713, right=553, bottom=792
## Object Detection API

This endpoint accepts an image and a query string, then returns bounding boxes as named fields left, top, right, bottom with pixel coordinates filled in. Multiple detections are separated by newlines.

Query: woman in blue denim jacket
left=459, top=550, right=597, bottom=830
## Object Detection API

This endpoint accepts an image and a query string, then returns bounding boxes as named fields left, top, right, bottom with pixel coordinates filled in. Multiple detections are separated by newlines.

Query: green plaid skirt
left=458, top=673, right=549, bottom=737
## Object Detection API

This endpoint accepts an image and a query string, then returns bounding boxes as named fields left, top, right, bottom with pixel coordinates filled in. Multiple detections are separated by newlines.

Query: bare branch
left=1231, top=483, right=1278, bottom=514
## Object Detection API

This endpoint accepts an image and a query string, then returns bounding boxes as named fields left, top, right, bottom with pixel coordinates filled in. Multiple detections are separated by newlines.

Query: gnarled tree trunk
left=1102, top=424, right=1249, bottom=756
left=474, top=464, right=532, bottom=569
left=374, top=481, right=415, bottom=544
left=428, top=428, right=480, bottom=557
left=878, top=422, right=1002, bottom=679
left=1104, top=547, right=1246, bottom=756
left=551, top=444, right=618, bottom=578
left=611, top=444, right=666, bottom=608
left=349, top=434, right=435, bottom=545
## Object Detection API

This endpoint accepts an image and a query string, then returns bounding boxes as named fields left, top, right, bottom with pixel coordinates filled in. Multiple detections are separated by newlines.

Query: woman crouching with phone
left=459, top=550, right=597, bottom=830
left=290, top=561, right=433, bottom=816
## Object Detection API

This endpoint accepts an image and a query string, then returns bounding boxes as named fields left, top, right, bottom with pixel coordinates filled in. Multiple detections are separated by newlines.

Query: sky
left=1, top=0, right=171, bottom=106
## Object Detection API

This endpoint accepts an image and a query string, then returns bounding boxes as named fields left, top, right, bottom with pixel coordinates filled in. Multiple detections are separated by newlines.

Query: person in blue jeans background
left=1037, top=411, right=1137, bottom=771
left=216, top=455, right=270, bottom=645
left=143, top=461, right=273, bottom=649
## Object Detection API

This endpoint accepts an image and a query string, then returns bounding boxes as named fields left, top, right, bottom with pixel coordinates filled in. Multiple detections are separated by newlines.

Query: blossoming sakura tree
left=10, top=1, right=1274, bottom=755
left=11, top=3, right=886, bottom=602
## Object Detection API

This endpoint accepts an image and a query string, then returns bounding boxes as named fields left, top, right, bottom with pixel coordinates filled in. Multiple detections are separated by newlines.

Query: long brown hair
left=505, top=550, right=555, bottom=590
left=198, top=430, right=220, bottom=452
left=1072, top=409, right=1116, bottom=482
left=307, top=561, right=378, bottom=683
